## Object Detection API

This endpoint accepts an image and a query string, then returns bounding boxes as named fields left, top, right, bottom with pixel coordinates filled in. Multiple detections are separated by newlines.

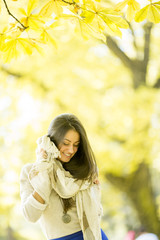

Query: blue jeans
left=51, top=229, right=109, bottom=240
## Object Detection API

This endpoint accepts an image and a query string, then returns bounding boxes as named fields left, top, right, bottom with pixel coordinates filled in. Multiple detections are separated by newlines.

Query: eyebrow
left=64, top=138, right=80, bottom=143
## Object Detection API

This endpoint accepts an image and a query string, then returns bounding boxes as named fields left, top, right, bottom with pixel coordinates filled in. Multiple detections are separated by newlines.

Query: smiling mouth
left=63, top=153, right=72, bottom=158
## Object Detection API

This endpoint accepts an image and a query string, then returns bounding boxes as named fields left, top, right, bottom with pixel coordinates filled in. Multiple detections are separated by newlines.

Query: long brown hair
left=47, top=113, right=98, bottom=181
left=47, top=113, right=98, bottom=212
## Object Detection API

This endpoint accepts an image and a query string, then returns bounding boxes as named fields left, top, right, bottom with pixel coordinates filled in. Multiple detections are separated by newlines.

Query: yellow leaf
left=20, top=17, right=29, bottom=28
left=114, top=0, right=128, bottom=12
left=135, top=5, right=149, bottom=22
left=147, top=4, right=160, bottom=23
left=48, top=20, right=60, bottom=29
left=154, top=4, right=160, bottom=10
left=57, top=13, right=98, bottom=40
left=126, top=3, right=135, bottom=21
left=73, top=15, right=104, bottom=41
left=75, top=18, right=90, bottom=40
left=40, top=31, right=47, bottom=43
left=27, top=0, right=39, bottom=15
left=40, top=30, right=57, bottom=48
left=18, top=8, right=27, bottom=16
left=39, top=0, right=63, bottom=17
left=3, top=40, right=19, bottom=63
left=0, top=34, right=5, bottom=51
left=105, top=21, right=122, bottom=37
left=104, top=15, right=129, bottom=29
left=96, top=17, right=106, bottom=32
left=126, top=0, right=140, bottom=21
left=87, top=13, right=106, bottom=34
left=81, top=11, right=95, bottom=24
left=154, top=1, right=160, bottom=5
left=17, top=38, right=33, bottom=55
left=8, top=26, right=23, bottom=38
left=30, top=40, right=44, bottom=55
left=39, top=1, right=54, bottom=17
left=26, top=15, right=45, bottom=30
left=101, top=15, right=121, bottom=37
left=52, top=0, right=65, bottom=16
left=128, top=0, right=140, bottom=11
left=70, top=4, right=81, bottom=15
left=116, top=18, right=129, bottom=29
left=100, top=8, right=122, bottom=16
left=73, top=0, right=79, bottom=3
left=82, top=0, right=97, bottom=12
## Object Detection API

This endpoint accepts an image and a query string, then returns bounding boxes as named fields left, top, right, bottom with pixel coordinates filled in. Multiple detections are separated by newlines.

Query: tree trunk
left=105, top=23, right=153, bottom=89
left=7, top=226, right=16, bottom=240
left=106, top=163, right=160, bottom=235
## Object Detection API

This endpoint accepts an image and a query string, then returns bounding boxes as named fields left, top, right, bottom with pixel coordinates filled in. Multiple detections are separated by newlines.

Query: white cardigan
left=20, top=163, right=82, bottom=239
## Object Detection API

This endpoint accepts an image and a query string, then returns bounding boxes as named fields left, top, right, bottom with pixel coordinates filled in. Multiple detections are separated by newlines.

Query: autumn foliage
left=1, top=0, right=160, bottom=62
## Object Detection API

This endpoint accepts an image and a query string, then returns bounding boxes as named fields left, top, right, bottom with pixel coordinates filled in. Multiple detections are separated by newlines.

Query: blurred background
left=1, top=5, right=160, bottom=239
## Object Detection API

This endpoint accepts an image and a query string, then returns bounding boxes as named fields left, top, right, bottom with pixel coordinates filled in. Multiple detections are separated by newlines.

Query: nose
left=68, top=145, right=74, bottom=154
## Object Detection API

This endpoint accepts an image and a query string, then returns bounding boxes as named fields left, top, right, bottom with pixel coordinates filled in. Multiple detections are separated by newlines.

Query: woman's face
left=58, top=129, right=80, bottom=163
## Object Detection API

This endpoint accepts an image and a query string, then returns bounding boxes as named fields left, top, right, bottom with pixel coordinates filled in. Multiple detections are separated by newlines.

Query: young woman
left=20, top=113, right=109, bottom=240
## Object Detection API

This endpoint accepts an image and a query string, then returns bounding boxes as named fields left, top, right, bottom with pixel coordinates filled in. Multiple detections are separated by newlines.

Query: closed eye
left=63, top=143, right=69, bottom=146
left=63, top=143, right=79, bottom=147
left=74, top=144, right=79, bottom=147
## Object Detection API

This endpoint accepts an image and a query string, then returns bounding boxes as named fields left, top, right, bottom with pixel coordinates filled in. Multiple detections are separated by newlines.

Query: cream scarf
left=29, top=135, right=103, bottom=240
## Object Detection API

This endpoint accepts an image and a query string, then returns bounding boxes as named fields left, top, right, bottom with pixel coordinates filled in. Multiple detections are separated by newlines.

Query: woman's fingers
left=40, top=148, right=48, bottom=159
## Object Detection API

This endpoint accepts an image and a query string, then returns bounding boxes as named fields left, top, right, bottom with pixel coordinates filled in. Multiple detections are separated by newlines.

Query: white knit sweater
left=20, top=163, right=82, bottom=239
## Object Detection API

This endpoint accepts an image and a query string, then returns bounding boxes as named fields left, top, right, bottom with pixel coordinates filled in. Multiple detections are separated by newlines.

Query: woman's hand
left=36, top=147, right=49, bottom=162
left=93, top=177, right=100, bottom=185
left=39, top=148, right=48, bottom=159
left=33, top=190, right=45, bottom=204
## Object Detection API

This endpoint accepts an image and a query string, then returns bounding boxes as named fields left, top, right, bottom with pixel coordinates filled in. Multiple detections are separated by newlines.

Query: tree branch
left=1, top=66, right=50, bottom=91
left=2, top=0, right=28, bottom=30
left=61, top=0, right=75, bottom=5
left=106, top=36, right=133, bottom=69
left=153, top=77, right=160, bottom=88
left=128, top=22, right=138, bottom=53
left=1, top=65, right=23, bottom=78
left=105, top=173, right=128, bottom=192
left=143, top=22, right=153, bottom=67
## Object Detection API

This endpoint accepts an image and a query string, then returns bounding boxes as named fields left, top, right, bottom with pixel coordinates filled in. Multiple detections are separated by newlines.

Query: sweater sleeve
left=20, top=163, right=48, bottom=223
